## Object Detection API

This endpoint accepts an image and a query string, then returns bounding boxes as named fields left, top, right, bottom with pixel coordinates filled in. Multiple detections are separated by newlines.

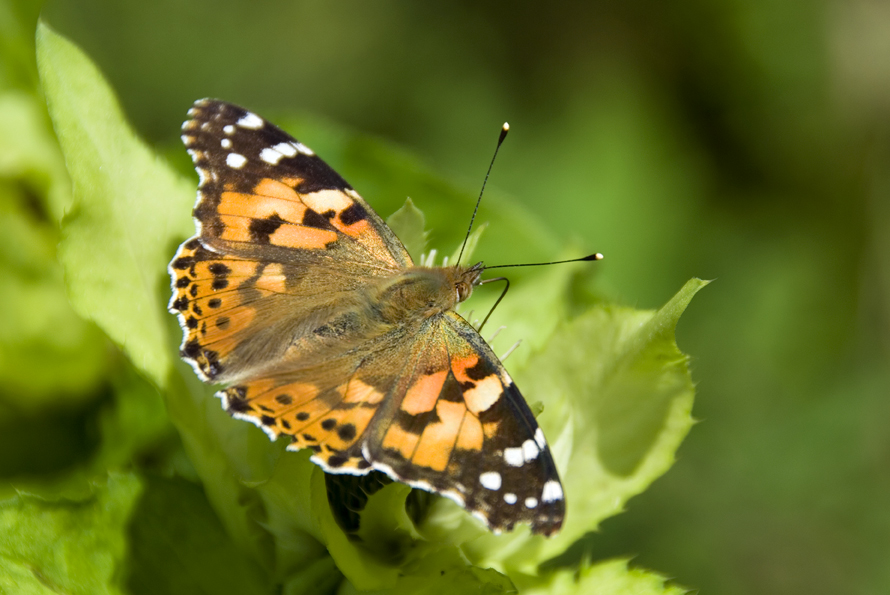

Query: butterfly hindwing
left=214, top=309, right=565, bottom=535
left=219, top=369, right=377, bottom=475
left=215, top=326, right=416, bottom=475
left=367, top=312, right=565, bottom=535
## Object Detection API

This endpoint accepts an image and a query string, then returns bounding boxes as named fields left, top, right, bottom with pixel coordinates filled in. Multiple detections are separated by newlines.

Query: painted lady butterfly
left=169, top=99, right=565, bottom=535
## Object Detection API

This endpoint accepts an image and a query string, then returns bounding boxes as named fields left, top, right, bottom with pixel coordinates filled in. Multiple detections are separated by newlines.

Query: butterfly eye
left=456, top=283, right=471, bottom=302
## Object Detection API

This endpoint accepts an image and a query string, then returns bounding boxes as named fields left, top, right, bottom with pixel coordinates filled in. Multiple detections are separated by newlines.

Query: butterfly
left=169, top=99, right=565, bottom=535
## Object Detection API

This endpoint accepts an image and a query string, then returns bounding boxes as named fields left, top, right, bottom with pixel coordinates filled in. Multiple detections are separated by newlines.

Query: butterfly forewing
left=169, top=99, right=566, bottom=535
left=171, top=100, right=411, bottom=383
left=180, top=99, right=411, bottom=268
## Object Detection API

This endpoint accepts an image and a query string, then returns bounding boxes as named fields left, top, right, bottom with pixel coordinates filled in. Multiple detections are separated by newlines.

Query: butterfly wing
left=170, top=99, right=412, bottom=383
left=366, top=311, right=565, bottom=535
left=212, top=308, right=564, bottom=535
left=214, top=319, right=421, bottom=475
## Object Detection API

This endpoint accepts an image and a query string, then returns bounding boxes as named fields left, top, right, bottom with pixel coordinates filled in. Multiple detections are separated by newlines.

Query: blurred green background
left=3, top=0, right=890, bottom=593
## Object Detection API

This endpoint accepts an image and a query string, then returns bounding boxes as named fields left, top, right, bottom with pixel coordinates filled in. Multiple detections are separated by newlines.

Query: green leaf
left=0, top=473, right=140, bottom=595
left=0, top=472, right=272, bottom=595
left=340, top=546, right=518, bottom=595
left=516, top=559, right=688, bottom=595
left=0, top=91, right=108, bottom=408
left=533, top=279, right=706, bottom=550
left=36, top=21, right=193, bottom=389
left=157, top=373, right=292, bottom=579
left=422, top=279, right=706, bottom=572
left=93, top=361, right=176, bottom=471
left=124, top=474, right=269, bottom=595
left=386, top=197, right=427, bottom=262
left=540, top=279, right=705, bottom=561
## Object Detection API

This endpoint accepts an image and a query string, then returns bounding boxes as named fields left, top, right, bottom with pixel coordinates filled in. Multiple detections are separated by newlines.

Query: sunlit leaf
left=424, top=280, right=705, bottom=573
left=0, top=474, right=139, bottom=595
left=517, top=558, right=688, bottom=595
left=37, top=22, right=193, bottom=388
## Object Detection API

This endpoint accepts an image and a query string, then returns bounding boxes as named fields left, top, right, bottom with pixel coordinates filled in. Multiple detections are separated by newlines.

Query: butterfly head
left=455, top=261, right=485, bottom=303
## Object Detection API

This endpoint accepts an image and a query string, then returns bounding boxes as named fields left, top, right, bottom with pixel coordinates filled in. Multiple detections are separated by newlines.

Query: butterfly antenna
left=484, top=253, right=604, bottom=270
left=457, top=123, right=510, bottom=265
left=476, top=254, right=603, bottom=331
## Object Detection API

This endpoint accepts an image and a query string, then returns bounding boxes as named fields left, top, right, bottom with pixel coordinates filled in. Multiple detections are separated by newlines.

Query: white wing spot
left=542, top=480, right=563, bottom=502
left=504, top=493, right=517, bottom=505
left=522, top=439, right=540, bottom=462
left=525, top=497, right=538, bottom=509
left=226, top=153, right=247, bottom=169
left=504, top=447, right=524, bottom=467
left=479, top=471, right=502, bottom=491
left=293, top=141, right=314, bottom=156
left=274, top=142, right=298, bottom=157
left=223, top=124, right=235, bottom=135
left=534, top=427, right=546, bottom=449
left=220, top=138, right=232, bottom=149
left=237, top=112, right=264, bottom=129
left=200, top=122, right=210, bottom=131
left=259, top=147, right=284, bottom=165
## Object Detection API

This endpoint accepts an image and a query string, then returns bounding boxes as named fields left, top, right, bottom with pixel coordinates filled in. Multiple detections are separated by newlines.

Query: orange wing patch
left=401, top=370, right=447, bottom=415
left=219, top=371, right=389, bottom=474
left=378, top=342, right=492, bottom=475
left=218, top=191, right=304, bottom=221
left=170, top=239, right=254, bottom=378
left=411, top=399, right=466, bottom=472
left=200, top=177, right=403, bottom=264
left=169, top=238, right=296, bottom=380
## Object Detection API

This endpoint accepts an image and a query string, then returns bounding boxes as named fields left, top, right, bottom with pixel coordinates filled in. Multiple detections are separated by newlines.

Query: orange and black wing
left=211, top=323, right=419, bottom=476
left=365, top=311, right=565, bottom=536
left=169, top=99, right=411, bottom=383
left=209, top=311, right=565, bottom=535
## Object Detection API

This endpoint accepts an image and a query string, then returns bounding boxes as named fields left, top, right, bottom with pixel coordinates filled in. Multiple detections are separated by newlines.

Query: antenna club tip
left=498, top=124, right=509, bottom=144
left=594, top=253, right=604, bottom=260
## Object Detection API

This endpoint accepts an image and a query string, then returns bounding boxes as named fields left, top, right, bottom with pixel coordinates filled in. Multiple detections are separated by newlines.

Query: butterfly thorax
left=368, top=263, right=483, bottom=324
